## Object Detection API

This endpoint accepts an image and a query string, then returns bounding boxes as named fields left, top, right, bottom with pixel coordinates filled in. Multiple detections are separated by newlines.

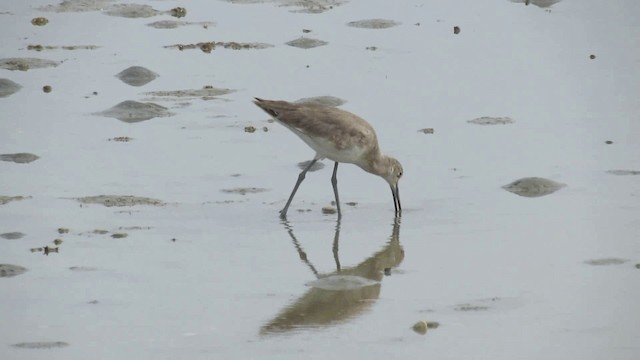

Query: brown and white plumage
left=253, top=98, right=402, bottom=217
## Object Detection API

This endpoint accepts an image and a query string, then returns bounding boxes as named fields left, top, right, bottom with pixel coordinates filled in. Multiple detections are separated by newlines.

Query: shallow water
left=1, top=0, right=640, bottom=359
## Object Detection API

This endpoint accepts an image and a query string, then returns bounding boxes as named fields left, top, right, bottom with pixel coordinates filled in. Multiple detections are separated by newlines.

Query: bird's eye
left=398, top=171, right=403, bottom=178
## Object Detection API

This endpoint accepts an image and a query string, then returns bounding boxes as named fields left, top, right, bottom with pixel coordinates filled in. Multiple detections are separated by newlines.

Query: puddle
left=502, top=177, right=565, bottom=197
left=95, top=100, right=174, bottom=123
left=0, top=78, right=22, bottom=97
left=115, top=66, right=158, bottom=87
left=1, top=232, right=25, bottom=240
left=0, top=153, right=40, bottom=164
left=0, top=57, right=61, bottom=71
left=0, top=264, right=28, bottom=278
left=0, top=196, right=31, bottom=205
left=467, top=116, right=514, bottom=125
left=11, top=341, right=69, bottom=349
left=285, top=37, right=328, bottom=49
left=584, top=258, right=629, bottom=266
left=146, top=20, right=215, bottom=29
left=75, top=195, right=165, bottom=207
left=347, top=19, right=401, bottom=29
left=220, top=187, right=270, bottom=195
left=606, top=170, right=640, bottom=176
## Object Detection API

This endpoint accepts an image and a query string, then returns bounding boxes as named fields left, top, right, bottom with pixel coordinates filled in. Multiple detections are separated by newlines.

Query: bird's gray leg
left=280, top=159, right=318, bottom=218
left=331, top=162, right=342, bottom=217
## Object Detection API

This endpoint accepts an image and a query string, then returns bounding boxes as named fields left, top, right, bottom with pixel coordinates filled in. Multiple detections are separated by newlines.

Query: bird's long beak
left=391, top=183, right=401, bottom=216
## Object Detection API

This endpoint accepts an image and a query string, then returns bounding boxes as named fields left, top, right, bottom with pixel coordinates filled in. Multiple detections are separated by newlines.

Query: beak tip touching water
left=391, top=183, right=401, bottom=216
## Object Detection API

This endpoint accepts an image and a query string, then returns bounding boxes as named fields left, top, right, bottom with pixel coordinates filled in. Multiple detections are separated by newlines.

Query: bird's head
left=381, top=156, right=403, bottom=215
left=381, top=156, right=403, bottom=187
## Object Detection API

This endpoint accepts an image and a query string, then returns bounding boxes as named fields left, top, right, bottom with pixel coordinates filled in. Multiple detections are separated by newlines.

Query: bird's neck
left=362, top=152, right=389, bottom=177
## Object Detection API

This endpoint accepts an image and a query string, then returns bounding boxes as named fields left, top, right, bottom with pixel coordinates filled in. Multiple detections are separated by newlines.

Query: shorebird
left=253, top=98, right=403, bottom=218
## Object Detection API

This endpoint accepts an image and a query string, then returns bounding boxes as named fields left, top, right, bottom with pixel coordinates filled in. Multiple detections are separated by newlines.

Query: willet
left=253, top=98, right=403, bottom=218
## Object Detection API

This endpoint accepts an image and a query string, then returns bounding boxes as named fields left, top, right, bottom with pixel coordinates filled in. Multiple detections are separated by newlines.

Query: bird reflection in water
left=260, top=218, right=403, bottom=335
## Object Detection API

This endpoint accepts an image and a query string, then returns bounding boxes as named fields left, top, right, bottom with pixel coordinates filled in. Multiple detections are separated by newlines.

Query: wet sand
left=1, top=0, right=639, bottom=359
